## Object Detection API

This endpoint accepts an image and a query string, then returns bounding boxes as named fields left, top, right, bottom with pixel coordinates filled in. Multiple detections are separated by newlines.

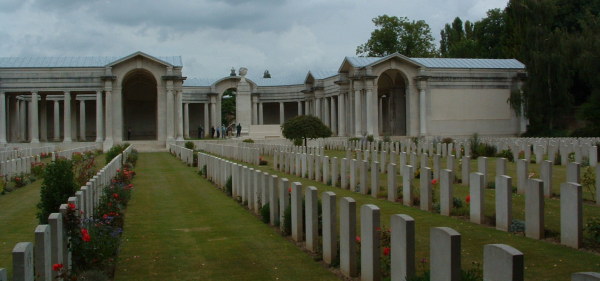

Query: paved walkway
left=115, top=152, right=339, bottom=281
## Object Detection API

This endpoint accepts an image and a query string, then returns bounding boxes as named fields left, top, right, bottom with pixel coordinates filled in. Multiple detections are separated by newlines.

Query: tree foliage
left=281, top=115, right=332, bottom=146
left=221, top=88, right=236, bottom=126
left=37, top=159, right=77, bottom=224
left=356, top=15, right=437, bottom=57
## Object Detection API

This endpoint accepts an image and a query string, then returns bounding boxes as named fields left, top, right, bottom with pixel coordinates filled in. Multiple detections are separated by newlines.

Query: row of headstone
left=0, top=156, right=34, bottom=178
left=0, top=145, right=55, bottom=162
left=183, top=151, right=600, bottom=281
left=197, top=143, right=260, bottom=165
left=1, top=145, right=132, bottom=281
left=168, top=144, right=194, bottom=166
left=54, top=144, right=102, bottom=160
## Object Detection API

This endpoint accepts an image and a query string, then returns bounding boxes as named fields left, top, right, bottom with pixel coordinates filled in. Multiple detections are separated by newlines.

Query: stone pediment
left=107, top=51, right=182, bottom=68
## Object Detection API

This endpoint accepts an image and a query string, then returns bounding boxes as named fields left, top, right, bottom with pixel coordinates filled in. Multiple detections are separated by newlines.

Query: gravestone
left=12, top=242, right=34, bottom=281
left=496, top=175, right=513, bottom=231
left=323, top=156, right=330, bottom=184
left=483, top=244, right=524, bottom=281
left=350, top=159, right=357, bottom=191
left=526, top=179, right=544, bottom=239
left=420, top=167, right=432, bottom=211
left=340, top=197, right=357, bottom=277
left=470, top=173, right=485, bottom=224
left=0, top=268, right=6, bottom=281
left=541, top=160, right=553, bottom=197
left=496, top=158, right=507, bottom=176
left=291, top=182, right=303, bottom=242
left=517, top=159, right=528, bottom=194
left=35, top=225, right=51, bottom=281
left=567, top=162, right=580, bottom=184
left=391, top=214, right=415, bottom=281
left=322, top=192, right=337, bottom=265
left=331, top=157, right=339, bottom=187
left=462, top=156, right=471, bottom=186
left=361, top=204, right=381, bottom=281
left=561, top=182, right=582, bottom=249
left=360, top=160, right=368, bottom=194
left=430, top=227, right=461, bottom=281
left=278, top=178, right=290, bottom=233
left=47, top=213, right=63, bottom=280
left=403, top=165, right=414, bottom=206
left=269, top=175, right=279, bottom=226
left=440, top=169, right=454, bottom=216
left=433, top=154, right=441, bottom=181
left=388, top=163, right=397, bottom=202
left=572, top=272, right=600, bottom=281
left=341, top=158, right=348, bottom=189
left=305, top=186, right=318, bottom=252
left=371, top=161, right=380, bottom=198
left=478, top=157, right=488, bottom=186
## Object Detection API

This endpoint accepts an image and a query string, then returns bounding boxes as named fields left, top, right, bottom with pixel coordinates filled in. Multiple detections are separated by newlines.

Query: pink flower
left=355, top=236, right=361, bottom=243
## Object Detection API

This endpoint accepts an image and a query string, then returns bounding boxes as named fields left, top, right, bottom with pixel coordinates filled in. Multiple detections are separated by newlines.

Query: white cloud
left=0, top=0, right=509, bottom=79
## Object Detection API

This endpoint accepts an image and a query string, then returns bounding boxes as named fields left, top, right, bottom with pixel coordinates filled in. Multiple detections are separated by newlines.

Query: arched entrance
left=378, top=69, right=407, bottom=136
left=221, top=88, right=236, bottom=134
left=122, top=69, right=157, bottom=140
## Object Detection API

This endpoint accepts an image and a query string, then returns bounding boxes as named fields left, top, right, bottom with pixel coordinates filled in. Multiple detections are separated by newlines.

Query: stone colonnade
left=0, top=91, right=105, bottom=144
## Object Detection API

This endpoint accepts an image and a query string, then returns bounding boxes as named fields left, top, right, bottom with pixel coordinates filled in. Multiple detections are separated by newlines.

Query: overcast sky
left=0, top=0, right=508, bottom=80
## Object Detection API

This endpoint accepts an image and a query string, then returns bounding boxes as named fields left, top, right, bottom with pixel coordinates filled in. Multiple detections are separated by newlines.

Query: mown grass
left=114, top=152, right=339, bottom=281
left=0, top=153, right=105, bottom=278
left=230, top=150, right=600, bottom=281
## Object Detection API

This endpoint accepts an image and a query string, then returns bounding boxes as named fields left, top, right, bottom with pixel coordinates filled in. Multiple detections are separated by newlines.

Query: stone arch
left=377, top=69, right=408, bottom=136
left=122, top=69, right=158, bottom=140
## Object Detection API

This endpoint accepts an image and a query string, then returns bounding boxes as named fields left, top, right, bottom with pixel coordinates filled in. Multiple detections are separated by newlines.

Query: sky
left=0, top=0, right=509, bottom=80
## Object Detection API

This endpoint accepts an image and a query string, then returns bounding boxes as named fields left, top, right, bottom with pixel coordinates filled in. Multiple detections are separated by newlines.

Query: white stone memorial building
left=0, top=51, right=526, bottom=149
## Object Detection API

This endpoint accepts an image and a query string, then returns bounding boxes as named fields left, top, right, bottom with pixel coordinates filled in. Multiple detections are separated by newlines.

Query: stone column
left=70, top=95, right=77, bottom=140
left=279, top=102, right=285, bottom=124
left=176, top=90, right=184, bottom=141
left=211, top=96, right=217, bottom=129
left=40, top=95, right=47, bottom=141
left=338, top=93, right=345, bottom=136
left=365, top=86, right=376, bottom=137
left=354, top=90, right=361, bottom=136
left=29, top=91, right=40, bottom=143
left=259, top=102, right=264, bottom=125
left=378, top=96, right=384, bottom=134
left=63, top=91, right=72, bottom=142
left=251, top=97, right=258, bottom=124
left=203, top=102, right=209, bottom=137
left=324, top=97, right=330, bottom=127
left=330, top=96, right=337, bottom=134
left=19, top=99, right=26, bottom=141
left=0, top=92, right=6, bottom=143
left=79, top=100, right=86, bottom=141
left=418, top=81, right=427, bottom=136
left=184, top=103, right=190, bottom=138
left=95, top=91, right=103, bottom=142
left=53, top=100, right=60, bottom=141
left=297, top=101, right=302, bottom=116
left=166, top=88, right=174, bottom=141
left=105, top=90, right=113, bottom=144
left=315, top=98, right=323, bottom=120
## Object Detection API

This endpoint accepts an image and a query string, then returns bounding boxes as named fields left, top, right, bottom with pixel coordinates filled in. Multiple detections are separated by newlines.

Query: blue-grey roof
left=411, top=58, right=525, bottom=69
left=309, top=70, right=338, bottom=80
left=0, top=53, right=183, bottom=68
left=184, top=72, right=307, bottom=88
left=184, top=77, right=214, bottom=87
left=345, top=54, right=525, bottom=69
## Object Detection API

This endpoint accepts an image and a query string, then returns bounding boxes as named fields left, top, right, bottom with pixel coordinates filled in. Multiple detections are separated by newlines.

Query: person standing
left=198, top=126, right=203, bottom=139
left=236, top=123, right=242, bottom=137
left=221, top=124, right=226, bottom=138
left=210, top=126, right=215, bottom=138
left=127, top=127, right=132, bottom=140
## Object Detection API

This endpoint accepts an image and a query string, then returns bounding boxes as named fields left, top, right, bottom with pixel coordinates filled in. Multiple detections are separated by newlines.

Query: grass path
left=114, top=152, right=339, bottom=281
left=0, top=153, right=105, bottom=278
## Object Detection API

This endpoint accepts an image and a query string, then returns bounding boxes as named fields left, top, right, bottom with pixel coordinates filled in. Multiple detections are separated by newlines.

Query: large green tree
left=356, top=15, right=437, bottom=57
left=281, top=115, right=332, bottom=146
left=221, top=89, right=236, bottom=126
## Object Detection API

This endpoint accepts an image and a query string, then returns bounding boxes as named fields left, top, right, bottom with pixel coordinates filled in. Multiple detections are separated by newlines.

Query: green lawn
left=0, top=153, right=105, bottom=278
left=114, top=152, right=339, bottom=281
left=224, top=150, right=600, bottom=281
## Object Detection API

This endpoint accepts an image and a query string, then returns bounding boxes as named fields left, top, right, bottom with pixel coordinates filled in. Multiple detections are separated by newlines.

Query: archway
left=378, top=69, right=407, bottom=136
left=122, top=69, right=157, bottom=140
left=221, top=88, right=236, bottom=136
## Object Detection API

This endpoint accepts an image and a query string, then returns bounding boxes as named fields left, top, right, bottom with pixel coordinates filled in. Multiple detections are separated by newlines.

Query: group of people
left=197, top=123, right=242, bottom=139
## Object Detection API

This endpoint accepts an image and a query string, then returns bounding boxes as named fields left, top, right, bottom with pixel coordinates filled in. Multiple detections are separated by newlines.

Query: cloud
left=1, top=0, right=510, bottom=79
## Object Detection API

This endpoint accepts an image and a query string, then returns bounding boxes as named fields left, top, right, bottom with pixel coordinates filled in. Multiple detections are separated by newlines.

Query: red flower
left=103, top=214, right=108, bottom=219
left=113, top=193, right=119, bottom=199
left=68, top=203, right=76, bottom=210
left=355, top=236, right=361, bottom=243
left=431, top=179, right=438, bottom=185
left=466, top=195, right=471, bottom=204
left=375, top=227, right=381, bottom=232
left=128, top=184, right=133, bottom=188
left=81, top=228, right=91, bottom=242
left=52, top=263, right=64, bottom=271
left=383, top=247, right=391, bottom=256
left=288, top=187, right=292, bottom=193
left=117, top=169, right=121, bottom=173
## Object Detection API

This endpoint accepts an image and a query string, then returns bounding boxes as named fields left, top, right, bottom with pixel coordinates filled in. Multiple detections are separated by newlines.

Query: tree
left=356, top=15, right=437, bottom=57
left=221, top=89, right=236, bottom=126
left=281, top=115, right=332, bottom=146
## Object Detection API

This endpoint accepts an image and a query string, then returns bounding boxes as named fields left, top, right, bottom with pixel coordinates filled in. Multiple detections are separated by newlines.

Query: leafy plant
left=37, top=159, right=77, bottom=224
left=105, top=144, right=129, bottom=164
left=226, top=176, right=232, bottom=196
left=582, top=166, right=596, bottom=200
left=260, top=203, right=270, bottom=224
left=184, top=141, right=195, bottom=150
left=242, top=138, right=255, bottom=143
left=495, top=149, right=514, bottom=162
left=281, top=115, right=332, bottom=146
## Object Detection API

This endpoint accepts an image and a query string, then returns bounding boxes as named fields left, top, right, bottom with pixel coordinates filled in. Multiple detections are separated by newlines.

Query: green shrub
left=586, top=217, right=600, bottom=247
left=366, top=135, right=374, bottom=142
left=382, top=135, right=391, bottom=142
left=495, top=149, right=514, bottom=162
left=184, top=141, right=195, bottom=150
left=242, top=138, right=255, bottom=143
left=226, top=176, right=232, bottom=196
left=348, top=137, right=360, bottom=142
left=105, top=144, right=129, bottom=164
left=293, top=138, right=303, bottom=146
left=441, top=137, right=454, bottom=144
left=283, top=204, right=292, bottom=235
left=260, top=203, right=270, bottom=224
left=31, top=162, right=46, bottom=177
left=37, top=159, right=77, bottom=224
left=126, top=149, right=139, bottom=167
